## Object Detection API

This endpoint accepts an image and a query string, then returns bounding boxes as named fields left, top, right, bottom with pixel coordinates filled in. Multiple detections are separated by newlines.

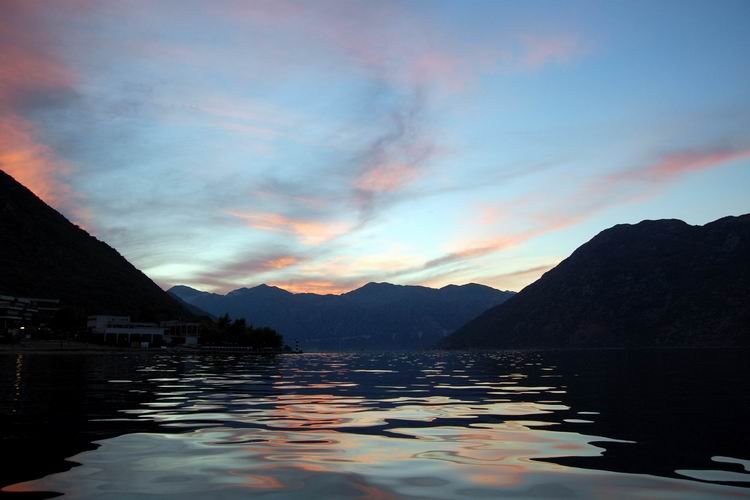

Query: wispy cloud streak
left=227, top=211, right=350, bottom=245
left=417, top=142, right=750, bottom=276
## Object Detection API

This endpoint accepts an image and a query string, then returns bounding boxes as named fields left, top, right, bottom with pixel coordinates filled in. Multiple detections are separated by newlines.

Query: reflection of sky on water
left=2, top=352, right=749, bottom=498
left=9, top=427, right=737, bottom=499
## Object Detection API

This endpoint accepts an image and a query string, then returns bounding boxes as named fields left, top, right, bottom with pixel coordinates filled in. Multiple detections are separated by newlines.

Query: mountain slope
left=170, top=282, right=514, bottom=350
left=0, top=170, right=188, bottom=320
left=441, top=215, right=750, bottom=349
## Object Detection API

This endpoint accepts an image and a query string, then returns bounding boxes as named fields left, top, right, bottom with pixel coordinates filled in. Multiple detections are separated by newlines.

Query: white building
left=160, top=320, right=200, bottom=346
left=87, top=315, right=165, bottom=346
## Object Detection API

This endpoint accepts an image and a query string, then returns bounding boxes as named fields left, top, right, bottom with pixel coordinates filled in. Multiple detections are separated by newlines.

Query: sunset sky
left=2, top=0, right=749, bottom=294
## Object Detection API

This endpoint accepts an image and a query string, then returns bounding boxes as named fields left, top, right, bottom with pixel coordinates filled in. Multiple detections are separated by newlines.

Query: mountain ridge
left=171, top=281, right=506, bottom=300
left=170, top=281, right=514, bottom=350
left=0, top=169, right=189, bottom=321
left=441, top=214, right=750, bottom=349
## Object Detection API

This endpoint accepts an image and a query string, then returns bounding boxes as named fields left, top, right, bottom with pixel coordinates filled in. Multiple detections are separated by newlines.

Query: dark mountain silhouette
left=169, top=282, right=514, bottom=350
left=169, top=292, right=214, bottom=319
left=0, top=170, right=188, bottom=321
left=442, top=215, right=750, bottom=349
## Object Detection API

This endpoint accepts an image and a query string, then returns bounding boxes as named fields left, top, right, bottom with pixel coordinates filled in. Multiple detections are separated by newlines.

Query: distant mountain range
left=442, top=215, right=750, bottom=349
left=0, top=170, right=188, bottom=321
left=169, top=282, right=514, bottom=350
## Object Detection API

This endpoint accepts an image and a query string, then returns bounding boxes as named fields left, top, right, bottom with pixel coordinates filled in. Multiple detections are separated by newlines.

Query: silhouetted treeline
left=200, top=314, right=285, bottom=349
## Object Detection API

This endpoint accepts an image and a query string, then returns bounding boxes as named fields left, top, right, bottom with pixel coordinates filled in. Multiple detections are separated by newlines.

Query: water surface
left=1, top=350, right=749, bottom=498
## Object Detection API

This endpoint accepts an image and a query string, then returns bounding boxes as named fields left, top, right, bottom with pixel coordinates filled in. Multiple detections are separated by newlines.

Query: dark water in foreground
left=1, top=351, right=749, bottom=499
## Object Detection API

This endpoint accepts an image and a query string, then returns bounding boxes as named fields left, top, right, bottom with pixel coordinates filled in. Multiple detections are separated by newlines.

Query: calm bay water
left=1, top=350, right=749, bottom=499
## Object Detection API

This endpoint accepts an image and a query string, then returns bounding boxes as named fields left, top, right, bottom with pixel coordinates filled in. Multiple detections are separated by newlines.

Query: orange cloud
left=0, top=119, right=69, bottom=203
left=188, top=248, right=428, bottom=295
left=271, top=280, right=353, bottom=295
left=228, top=211, right=350, bottom=245
left=266, top=256, right=300, bottom=269
left=0, top=117, right=94, bottom=228
left=253, top=252, right=421, bottom=295
left=300, top=254, right=419, bottom=279
left=485, top=264, right=558, bottom=291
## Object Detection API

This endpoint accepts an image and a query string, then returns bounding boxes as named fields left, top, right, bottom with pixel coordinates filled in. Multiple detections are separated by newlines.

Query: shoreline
left=2, top=342, right=747, bottom=355
left=0, top=341, right=295, bottom=355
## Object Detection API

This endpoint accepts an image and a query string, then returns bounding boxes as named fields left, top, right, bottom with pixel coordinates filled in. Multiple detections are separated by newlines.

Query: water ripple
left=1, top=350, right=749, bottom=498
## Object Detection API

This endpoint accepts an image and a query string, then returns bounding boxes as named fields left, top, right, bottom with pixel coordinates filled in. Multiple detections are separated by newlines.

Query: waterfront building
left=87, top=315, right=165, bottom=347
left=0, top=295, right=60, bottom=337
left=160, top=320, right=200, bottom=345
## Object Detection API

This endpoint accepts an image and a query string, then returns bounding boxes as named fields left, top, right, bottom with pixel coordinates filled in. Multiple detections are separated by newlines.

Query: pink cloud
left=577, top=146, right=750, bottom=208
left=516, top=34, right=586, bottom=70
left=196, top=1, right=588, bottom=93
left=354, top=162, right=421, bottom=193
left=424, top=211, right=585, bottom=270
left=0, top=47, right=74, bottom=102
left=425, top=144, right=750, bottom=277
left=616, top=147, right=750, bottom=182
left=0, top=1, right=90, bottom=227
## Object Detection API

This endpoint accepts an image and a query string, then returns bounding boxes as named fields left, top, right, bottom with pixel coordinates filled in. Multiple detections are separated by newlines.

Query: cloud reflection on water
left=2, top=351, right=750, bottom=498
